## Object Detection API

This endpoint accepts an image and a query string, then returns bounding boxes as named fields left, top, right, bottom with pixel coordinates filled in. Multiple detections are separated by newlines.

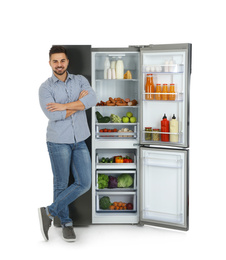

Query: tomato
left=113, top=128, right=117, bottom=132
left=103, top=128, right=108, bottom=132
left=99, top=129, right=103, bottom=132
left=108, top=129, right=111, bottom=132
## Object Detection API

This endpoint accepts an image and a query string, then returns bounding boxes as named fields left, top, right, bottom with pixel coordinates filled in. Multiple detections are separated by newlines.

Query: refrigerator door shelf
left=142, top=130, right=184, bottom=145
left=96, top=191, right=137, bottom=213
left=142, top=93, right=184, bottom=102
left=96, top=170, right=137, bottom=191
left=143, top=64, right=184, bottom=74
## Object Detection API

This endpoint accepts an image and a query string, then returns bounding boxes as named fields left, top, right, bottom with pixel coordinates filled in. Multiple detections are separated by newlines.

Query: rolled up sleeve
left=78, top=76, right=97, bottom=110
left=39, top=85, right=66, bottom=121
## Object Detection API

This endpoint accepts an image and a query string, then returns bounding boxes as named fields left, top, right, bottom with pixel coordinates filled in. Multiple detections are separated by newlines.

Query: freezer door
left=140, top=43, right=192, bottom=148
left=139, top=147, right=189, bottom=231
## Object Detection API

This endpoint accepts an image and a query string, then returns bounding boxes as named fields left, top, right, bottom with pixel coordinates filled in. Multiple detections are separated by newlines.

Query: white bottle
left=104, top=57, right=110, bottom=79
left=170, top=114, right=179, bottom=142
left=116, top=57, right=124, bottom=79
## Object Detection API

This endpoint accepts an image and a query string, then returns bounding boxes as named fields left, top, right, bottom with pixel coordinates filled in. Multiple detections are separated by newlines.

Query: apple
left=130, top=117, right=137, bottom=123
left=122, top=116, right=129, bottom=123
left=126, top=112, right=133, bottom=118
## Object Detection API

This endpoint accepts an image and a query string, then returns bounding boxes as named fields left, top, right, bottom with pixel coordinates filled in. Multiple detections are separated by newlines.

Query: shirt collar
left=51, top=71, right=72, bottom=83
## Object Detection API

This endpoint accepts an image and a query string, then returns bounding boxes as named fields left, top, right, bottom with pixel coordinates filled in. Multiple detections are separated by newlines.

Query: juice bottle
left=161, top=114, right=169, bottom=142
left=145, top=74, right=154, bottom=100
left=170, top=114, right=179, bottom=142
left=155, top=84, right=161, bottom=100
left=169, top=84, right=176, bottom=100
left=162, top=84, right=168, bottom=100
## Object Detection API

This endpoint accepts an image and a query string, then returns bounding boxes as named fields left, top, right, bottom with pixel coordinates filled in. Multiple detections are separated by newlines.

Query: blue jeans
left=46, top=141, right=91, bottom=226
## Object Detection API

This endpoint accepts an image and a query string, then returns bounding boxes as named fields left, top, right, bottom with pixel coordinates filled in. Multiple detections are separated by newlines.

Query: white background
left=1, top=0, right=225, bottom=259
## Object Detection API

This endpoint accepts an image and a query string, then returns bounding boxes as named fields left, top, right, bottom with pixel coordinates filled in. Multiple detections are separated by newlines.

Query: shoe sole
left=63, top=237, right=76, bottom=242
left=38, top=208, right=48, bottom=241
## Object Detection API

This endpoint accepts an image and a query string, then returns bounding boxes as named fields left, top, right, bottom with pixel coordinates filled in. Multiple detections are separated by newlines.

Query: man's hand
left=79, top=90, right=88, bottom=99
left=46, top=103, right=66, bottom=112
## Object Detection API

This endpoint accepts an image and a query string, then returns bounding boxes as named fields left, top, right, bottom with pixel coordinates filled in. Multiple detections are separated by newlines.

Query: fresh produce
left=98, top=174, right=109, bottom=189
left=108, top=176, right=118, bottom=188
left=98, top=116, right=111, bottom=123
left=117, top=174, right=133, bottom=188
left=99, top=128, right=117, bottom=132
left=96, top=111, right=103, bottom=121
left=122, top=116, right=129, bottom=123
left=126, top=112, right=133, bottom=118
left=100, top=157, right=113, bottom=163
left=109, top=201, right=134, bottom=210
left=100, top=155, right=133, bottom=164
left=118, top=128, right=134, bottom=137
left=95, top=111, right=111, bottom=123
left=126, top=203, right=133, bottom=210
left=99, top=196, right=111, bottom=209
left=110, top=114, right=122, bottom=123
left=130, top=116, right=137, bottom=123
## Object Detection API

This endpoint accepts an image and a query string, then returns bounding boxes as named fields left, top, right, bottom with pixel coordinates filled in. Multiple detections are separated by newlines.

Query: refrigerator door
left=140, top=43, right=192, bottom=148
left=53, top=45, right=92, bottom=227
left=139, top=147, right=189, bottom=231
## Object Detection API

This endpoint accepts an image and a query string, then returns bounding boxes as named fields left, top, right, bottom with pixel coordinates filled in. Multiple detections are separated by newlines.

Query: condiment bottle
left=104, top=57, right=110, bottom=79
left=162, top=84, right=168, bottom=100
left=155, top=84, right=161, bottom=100
left=169, top=84, right=176, bottom=100
left=145, top=74, right=154, bottom=100
left=170, top=114, right=179, bottom=142
left=116, top=57, right=124, bottom=79
left=145, top=127, right=152, bottom=141
left=161, top=114, right=169, bottom=142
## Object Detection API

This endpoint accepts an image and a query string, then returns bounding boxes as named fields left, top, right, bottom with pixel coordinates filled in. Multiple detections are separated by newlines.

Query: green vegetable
left=100, top=157, right=106, bottom=163
left=96, top=111, right=103, bottom=121
left=98, top=116, right=111, bottom=123
left=109, top=158, right=114, bottom=163
left=110, top=114, right=122, bottom=123
left=117, top=174, right=133, bottom=188
left=98, top=174, right=109, bottom=189
left=99, top=196, right=111, bottom=209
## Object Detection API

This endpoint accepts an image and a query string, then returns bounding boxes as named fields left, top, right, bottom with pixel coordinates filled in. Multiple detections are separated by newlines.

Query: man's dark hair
left=49, top=45, right=68, bottom=59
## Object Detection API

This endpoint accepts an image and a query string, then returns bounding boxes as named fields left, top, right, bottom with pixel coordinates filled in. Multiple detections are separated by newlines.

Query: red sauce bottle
left=161, top=114, right=169, bottom=142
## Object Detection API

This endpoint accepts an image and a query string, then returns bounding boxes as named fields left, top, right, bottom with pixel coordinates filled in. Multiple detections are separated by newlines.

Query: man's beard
left=53, top=67, right=67, bottom=76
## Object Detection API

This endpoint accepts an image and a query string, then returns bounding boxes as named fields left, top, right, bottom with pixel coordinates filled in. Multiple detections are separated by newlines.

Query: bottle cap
left=172, top=114, right=176, bottom=119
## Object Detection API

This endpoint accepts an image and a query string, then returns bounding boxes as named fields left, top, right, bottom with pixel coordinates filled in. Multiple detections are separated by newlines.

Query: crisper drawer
left=96, top=148, right=137, bottom=169
left=95, top=123, right=138, bottom=139
left=96, top=170, right=137, bottom=191
left=96, top=191, right=137, bottom=213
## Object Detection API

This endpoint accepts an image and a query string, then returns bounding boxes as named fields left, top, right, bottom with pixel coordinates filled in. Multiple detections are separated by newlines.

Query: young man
left=38, top=46, right=96, bottom=242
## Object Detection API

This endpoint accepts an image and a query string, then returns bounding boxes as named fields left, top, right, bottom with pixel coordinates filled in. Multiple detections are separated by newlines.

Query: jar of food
left=145, top=127, right=152, bottom=140
left=155, top=84, right=161, bottom=100
left=162, top=84, right=168, bottom=100
left=169, top=84, right=176, bottom=100
left=153, top=129, right=160, bottom=141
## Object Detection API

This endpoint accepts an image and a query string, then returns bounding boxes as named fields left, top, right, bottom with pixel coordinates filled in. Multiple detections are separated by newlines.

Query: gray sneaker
left=62, top=226, right=76, bottom=242
left=38, top=207, right=52, bottom=241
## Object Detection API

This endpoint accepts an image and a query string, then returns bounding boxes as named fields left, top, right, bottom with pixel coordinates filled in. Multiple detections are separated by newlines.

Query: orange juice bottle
left=145, top=74, right=154, bottom=100
left=169, top=84, right=176, bottom=100
left=155, top=84, right=161, bottom=100
left=162, top=84, right=168, bottom=100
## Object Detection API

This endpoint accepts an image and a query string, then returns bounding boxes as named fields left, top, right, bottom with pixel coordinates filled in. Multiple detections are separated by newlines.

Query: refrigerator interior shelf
left=96, top=106, right=138, bottom=108
left=96, top=191, right=137, bottom=213
left=96, top=170, right=137, bottom=190
left=96, top=123, right=138, bottom=126
left=142, top=93, right=183, bottom=102
left=143, top=130, right=182, bottom=135
left=96, top=162, right=136, bottom=170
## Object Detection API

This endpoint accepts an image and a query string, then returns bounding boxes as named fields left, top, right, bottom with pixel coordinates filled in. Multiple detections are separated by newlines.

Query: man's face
left=49, top=53, right=69, bottom=76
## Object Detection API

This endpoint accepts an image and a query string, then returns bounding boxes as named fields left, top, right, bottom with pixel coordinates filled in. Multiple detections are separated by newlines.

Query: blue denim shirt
left=39, top=73, right=96, bottom=143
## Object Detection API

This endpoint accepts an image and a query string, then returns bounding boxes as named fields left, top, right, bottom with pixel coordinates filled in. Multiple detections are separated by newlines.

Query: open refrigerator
left=91, top=43, right=191, bottom=231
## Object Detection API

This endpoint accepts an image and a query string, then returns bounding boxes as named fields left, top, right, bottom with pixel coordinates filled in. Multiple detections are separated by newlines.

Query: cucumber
left=98, top=116, right=111, bottom=123
left=96, top=111, right=103, bottom=121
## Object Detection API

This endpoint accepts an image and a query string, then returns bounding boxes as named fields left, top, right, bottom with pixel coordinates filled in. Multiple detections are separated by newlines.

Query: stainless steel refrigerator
left=58, top=44, right=191, bottom=231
